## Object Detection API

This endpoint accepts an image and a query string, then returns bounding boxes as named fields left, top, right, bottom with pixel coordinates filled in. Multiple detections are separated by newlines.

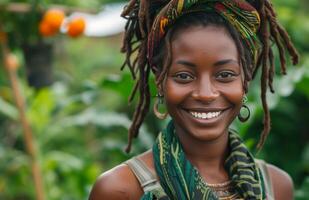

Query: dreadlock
left=121, top=0, right=299, bottom=153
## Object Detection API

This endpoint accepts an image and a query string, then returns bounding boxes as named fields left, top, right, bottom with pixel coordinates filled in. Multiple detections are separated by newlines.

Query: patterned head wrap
left=147, top=0, right=261, bottom=66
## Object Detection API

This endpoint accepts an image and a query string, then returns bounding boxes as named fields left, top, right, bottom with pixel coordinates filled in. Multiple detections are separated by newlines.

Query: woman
left=90, top=0, right=299, bottom=199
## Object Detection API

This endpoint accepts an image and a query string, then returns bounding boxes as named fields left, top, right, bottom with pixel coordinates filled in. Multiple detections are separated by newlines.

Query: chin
left=176, top=122, right=230, bottom=143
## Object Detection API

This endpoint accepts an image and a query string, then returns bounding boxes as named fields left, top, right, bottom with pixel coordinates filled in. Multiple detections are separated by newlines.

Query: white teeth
left=190, top=111, right=221, bottom=119
left=202, top=113, right=207, bottom=118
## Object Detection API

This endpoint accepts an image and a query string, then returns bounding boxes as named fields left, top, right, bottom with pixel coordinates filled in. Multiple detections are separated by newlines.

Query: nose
left=192, top=76, right=219, bottom=103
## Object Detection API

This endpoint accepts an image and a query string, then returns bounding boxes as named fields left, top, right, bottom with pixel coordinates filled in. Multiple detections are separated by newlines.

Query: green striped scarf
left=142, top=120, right=266, bottom=199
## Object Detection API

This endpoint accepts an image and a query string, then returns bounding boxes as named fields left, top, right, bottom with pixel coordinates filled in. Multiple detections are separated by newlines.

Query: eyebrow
left=214, top=59, right=239, bottom=67
left=176, top=60, right=196, bottom=67
left=176, top=59, right=239, bottom=68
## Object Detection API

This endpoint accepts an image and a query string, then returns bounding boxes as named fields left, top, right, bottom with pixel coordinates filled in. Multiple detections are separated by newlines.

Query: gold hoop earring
left=153, top=94, right=168, bottom=120
left=238, top=95, right=250, bottom=122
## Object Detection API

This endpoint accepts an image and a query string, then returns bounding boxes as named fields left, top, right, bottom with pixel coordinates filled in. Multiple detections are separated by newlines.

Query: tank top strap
left=125, top=157, right=164, bottom=194
left=255, top=159, right=275, bottom=200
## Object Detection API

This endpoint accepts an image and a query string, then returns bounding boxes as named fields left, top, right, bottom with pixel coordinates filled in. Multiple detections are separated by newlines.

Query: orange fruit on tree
left=39, top=20, right=57, bottom=37
left=43, top=9, right=65, bottom=31
left=67, top=17, right=86, bottom=38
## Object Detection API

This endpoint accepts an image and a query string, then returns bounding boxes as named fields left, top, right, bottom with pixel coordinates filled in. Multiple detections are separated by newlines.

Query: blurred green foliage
left=0, top=0, right=308, bottom=199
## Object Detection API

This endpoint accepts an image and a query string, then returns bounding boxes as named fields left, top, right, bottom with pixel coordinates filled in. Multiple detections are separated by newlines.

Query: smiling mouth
left=189, top=111, right=222, bottom=120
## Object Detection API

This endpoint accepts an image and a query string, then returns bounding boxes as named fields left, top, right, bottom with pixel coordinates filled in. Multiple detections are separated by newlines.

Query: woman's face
left=164, top=25, right=244, bottom=142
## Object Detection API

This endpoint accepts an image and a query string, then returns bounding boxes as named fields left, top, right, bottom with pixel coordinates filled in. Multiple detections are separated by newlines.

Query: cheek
left=164, top=79, right=180, bottom=104
left=163, top=78, right=189, bottom=108
left=219, top=81, right=244, bottom=108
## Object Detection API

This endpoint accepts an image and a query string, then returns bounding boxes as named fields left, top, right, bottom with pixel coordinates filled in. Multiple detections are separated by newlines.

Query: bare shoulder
left=88, top=163, right=143, bottom=200
left=266, top=163, right=294, bottom=200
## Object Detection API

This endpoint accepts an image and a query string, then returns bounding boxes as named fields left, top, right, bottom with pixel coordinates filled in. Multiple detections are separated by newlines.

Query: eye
left=173, top=72, right=194, bottom=83
left=216, top=71, right=238, bottom=82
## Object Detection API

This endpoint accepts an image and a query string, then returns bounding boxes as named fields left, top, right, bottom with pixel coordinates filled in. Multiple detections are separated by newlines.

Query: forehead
left=171, top=25, right=238, bottom=61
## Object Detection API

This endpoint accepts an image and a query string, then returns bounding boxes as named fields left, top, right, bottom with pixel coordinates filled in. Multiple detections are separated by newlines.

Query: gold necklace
left=207, top=180, right=243, bottom=200
left=207, top=180, right=232, bottom=188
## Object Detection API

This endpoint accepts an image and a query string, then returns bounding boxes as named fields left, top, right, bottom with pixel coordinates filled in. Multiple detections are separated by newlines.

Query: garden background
left=0, top=0, right=308, bottom=199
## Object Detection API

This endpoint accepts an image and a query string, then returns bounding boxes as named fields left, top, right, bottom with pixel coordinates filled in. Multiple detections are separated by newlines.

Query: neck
left=174, top=124, right=230, bottom=183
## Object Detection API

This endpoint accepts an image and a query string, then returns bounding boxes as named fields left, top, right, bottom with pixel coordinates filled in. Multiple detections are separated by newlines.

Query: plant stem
left=0, top=30, right=45, bottom=200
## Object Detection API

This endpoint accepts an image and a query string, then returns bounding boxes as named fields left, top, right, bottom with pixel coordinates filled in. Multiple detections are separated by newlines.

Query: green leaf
left=0, top=97, right=18, bottom=120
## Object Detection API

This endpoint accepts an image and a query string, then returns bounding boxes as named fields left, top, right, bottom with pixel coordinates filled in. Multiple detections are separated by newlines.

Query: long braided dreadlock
left=121, top=0, right=299, bottom=153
